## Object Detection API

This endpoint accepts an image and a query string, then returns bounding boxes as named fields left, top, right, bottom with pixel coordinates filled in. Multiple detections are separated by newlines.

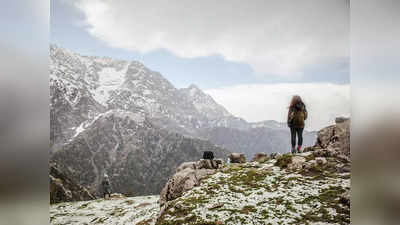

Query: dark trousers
left=290, top=127, right=304, bottom=148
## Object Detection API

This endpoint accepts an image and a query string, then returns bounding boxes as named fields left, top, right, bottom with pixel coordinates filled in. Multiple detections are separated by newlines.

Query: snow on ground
left=50, top=153, right=350, bottom=225
left=50, top=195, right=160, bottom=225
left=70, top=109, right=145, bottom=141
left=158, top=155, right=350, bottom=225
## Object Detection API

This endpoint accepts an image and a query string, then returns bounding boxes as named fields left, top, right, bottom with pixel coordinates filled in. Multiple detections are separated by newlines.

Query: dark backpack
left=203, top=151, right=214, bottom=160
left=290, top=103, right=307, bottom=127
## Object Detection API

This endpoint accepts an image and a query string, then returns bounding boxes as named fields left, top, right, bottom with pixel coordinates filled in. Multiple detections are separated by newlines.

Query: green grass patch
left=274, top=154, right=293, bottom=169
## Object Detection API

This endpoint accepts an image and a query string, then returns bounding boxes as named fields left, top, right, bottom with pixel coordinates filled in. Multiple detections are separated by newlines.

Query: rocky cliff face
left=50, top=163, right=95, bottom=204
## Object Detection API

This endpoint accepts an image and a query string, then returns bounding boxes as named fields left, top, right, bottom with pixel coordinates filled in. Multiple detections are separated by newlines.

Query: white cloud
left=205, top=83, right=350, bottom=131
left=73, top=0, right=348, bottom=76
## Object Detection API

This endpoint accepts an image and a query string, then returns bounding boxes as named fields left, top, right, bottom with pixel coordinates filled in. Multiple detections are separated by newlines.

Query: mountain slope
left=179, top=84, right=232, bottom=120
left=50, top=162, right=95, bottom=204
left=51, top=110, right=230, bottom=196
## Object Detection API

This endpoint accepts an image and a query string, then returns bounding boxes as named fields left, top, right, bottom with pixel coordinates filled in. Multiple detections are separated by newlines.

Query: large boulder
left=196, top=159, right=223, bottom=170
left=160, top=159, right=222, bottom=206
left=229, top=153, right=246, bottom=163
left=175, top=161, right=197, bottom=173
left=316, top=119, right=350, bottom=157
left=252, top=153, right=268, bottom=163
left=175, top=159, right=223, bottom=173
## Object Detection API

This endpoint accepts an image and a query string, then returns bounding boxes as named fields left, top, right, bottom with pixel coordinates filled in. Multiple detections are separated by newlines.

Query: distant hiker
left=287, top=95, right=308, bottom=154
left=102, top=173, right=111, bottom=199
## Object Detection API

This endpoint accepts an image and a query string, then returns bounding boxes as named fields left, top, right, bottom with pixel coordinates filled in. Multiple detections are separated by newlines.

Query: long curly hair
left=289, top=95, right=304, bottom=108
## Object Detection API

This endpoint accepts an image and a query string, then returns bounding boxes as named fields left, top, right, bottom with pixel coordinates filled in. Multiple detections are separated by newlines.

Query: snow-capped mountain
left=50, top=44, right=233, bottom=196
left=50, top=44, right=248, bottom=145
left=51, top=109, right=229, bottom=196
left=179, top=84, right=231, bottom=120
left=50, top=44, right=316, bottom=197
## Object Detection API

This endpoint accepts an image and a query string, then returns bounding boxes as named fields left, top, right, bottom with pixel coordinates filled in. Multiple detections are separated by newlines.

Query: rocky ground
left=156, top=152, right=350, bottom=225
left=50, top=195, right=160, bottom=225
left=50, top=152, right=350, bottom=225
left=50, top=119, right=350, bottom=225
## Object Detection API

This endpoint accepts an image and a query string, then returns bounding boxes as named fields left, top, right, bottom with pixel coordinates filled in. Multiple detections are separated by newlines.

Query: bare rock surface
left=160, top=159, right=222, bottom=206
left=229, top=153, right=246, bottom=163
left=316, top=118, right=350, bottom=158
left=252, top=152, right=268, bottom=163
left=287, top=156, right=306, bottom=171
left=50, top=163, right=95, bottom=204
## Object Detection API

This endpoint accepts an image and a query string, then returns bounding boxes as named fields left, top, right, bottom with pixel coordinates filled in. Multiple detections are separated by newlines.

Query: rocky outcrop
left=229, top=153, right=246, bottom=163
left=50, top=163, right=95, bottom=204
left=270, top=152, right=281, bottom=159
left=315, top=118, right=350, bottom=158
left=175, top=159, right=223, bottom=173
left=156, top=158, right=350, bottom=224
left=160, top=159, right=223, bottom=207
left=274, top=119, right=351, bottom=176
left=156, top=119, right=351, bottom=224
left=287, top=156, right=306, bottom=171
left=252, top=152, right=268, bottom=163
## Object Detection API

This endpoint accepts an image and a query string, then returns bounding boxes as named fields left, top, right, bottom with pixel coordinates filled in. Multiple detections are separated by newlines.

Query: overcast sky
left=51, top=0, right=350, bottom=130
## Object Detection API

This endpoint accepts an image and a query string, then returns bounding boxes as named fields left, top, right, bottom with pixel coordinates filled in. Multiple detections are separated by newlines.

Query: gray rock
left=287, top=156, right=306, bottom=171
left=252, top=152, right=268, bottom=163
left=270, top=152, right=282, bottom=159
left=176, top=162, right=197, bottom=173
left=315, top=157, right=327, bottom=166
left=159, top=166, right=216, bottom=206
left=229, top=153, right=246, bottom=163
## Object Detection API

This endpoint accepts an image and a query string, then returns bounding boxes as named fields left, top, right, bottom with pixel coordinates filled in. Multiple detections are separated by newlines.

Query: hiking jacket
left=287, top=102, right=308, bottom=128
left=102, top=178, right=111, bottom=193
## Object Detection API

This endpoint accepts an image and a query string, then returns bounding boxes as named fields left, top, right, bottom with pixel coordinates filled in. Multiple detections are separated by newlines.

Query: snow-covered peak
left=187, top=84, right=202, bottom=96
left=180, top=84, right=232, bottom=120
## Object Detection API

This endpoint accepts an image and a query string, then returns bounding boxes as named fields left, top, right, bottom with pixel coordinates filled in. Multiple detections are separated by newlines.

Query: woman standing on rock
left=287, top=95, right=308, bottom=154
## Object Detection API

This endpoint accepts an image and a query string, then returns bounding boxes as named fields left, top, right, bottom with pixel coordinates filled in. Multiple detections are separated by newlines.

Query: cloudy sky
left=51, top=0, right=350, bottom=130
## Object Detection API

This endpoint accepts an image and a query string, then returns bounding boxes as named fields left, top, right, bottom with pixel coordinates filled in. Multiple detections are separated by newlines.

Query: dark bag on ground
left=203, top=151, right=214, bottom=160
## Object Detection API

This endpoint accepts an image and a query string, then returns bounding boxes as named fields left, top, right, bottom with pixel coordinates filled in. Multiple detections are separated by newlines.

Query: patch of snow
left=50, top=195, right=160, bottom=225
left=92, top=63, right=130, bottom=105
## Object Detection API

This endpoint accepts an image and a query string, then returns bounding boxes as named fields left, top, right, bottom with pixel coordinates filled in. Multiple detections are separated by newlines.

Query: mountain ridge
left=50, top=44, right=316, bottom=198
